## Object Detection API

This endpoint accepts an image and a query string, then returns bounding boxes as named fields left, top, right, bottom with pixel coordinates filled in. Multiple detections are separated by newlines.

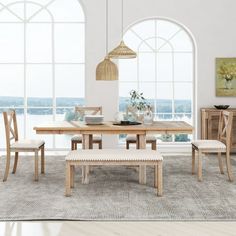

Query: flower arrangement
left=128, top=90, right=149, bottom=111
left=217, top=61, right=236, bottom=81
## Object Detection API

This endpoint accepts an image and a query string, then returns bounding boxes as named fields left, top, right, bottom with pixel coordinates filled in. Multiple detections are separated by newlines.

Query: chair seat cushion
left=66, top=149, right=163, bottom=162
left=71, top=135, right=102, bottom=141
left=192, top=140, right=226, bottom=150
left=11, top=139, right=45, bottom=149
left=126, top=135, right=156, bottom=142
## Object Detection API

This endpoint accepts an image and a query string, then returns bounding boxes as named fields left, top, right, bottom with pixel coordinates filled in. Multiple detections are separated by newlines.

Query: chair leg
left=74, top=142, right=78, bottom=150
left=192, top=147, right=195, bottom=175
left=34, top=151, right=39, bottom=181
left=136, top=135, right=140, bottom=149
left=3, top=152, right=11, bottom=182
left=12, top=152, right=19, bottom=174
left=98, top=141, right=102, bottom=149
left=151, top=141, right=157, bottom=150
left=226, top=151, right=233, bottom=182
left=217, top=152, right=224, bottom=174
left=41, top=145, right=45, bottom=174
left=126, top=141, right=129, bottom=150
left=197, top=151, right=203, bottom=181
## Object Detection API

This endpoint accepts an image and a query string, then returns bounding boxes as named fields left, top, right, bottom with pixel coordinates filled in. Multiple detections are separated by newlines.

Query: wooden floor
left=1, top=221, right=236, bottom=236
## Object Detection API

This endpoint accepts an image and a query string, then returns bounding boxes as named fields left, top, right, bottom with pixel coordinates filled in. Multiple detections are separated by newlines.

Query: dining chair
left=191, top=110, right=234, bottom=182
left=71, top=106, right=103, bottom=150
left=126, top=135, right=157, bottom=150
left=2, top=110, right=45, bottom=182
left=125, top=106, right=156, bottom=150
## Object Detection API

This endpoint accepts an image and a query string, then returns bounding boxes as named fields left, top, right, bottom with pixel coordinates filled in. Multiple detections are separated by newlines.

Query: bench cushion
left=66, top=149, right=163, bottom=162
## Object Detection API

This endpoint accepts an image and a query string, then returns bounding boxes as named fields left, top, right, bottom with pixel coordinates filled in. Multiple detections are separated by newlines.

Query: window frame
left=0, top=0, right=85, bottom=150
left=119, top=17, right=197, bottom=143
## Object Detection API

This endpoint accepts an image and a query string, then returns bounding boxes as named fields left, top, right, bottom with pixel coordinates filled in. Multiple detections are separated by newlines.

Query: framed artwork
left=216, top=58, right=236, bottom=96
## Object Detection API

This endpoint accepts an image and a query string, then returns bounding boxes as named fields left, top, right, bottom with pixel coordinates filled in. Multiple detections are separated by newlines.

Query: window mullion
left=51, top=21, right=56, bottom=149
left=23, top=0, right=27, bottom=139
left=172, top=51, right=175, bottom=142
left=154, top=20, right=157, bottom=120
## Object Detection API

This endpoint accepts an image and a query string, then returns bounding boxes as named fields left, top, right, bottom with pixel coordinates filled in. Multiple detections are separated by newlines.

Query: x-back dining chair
left=3, top=109, right=45, bottom=182
left=192, top=110, right=234, bottom=182
left=71, top=106, right=103, bottom=150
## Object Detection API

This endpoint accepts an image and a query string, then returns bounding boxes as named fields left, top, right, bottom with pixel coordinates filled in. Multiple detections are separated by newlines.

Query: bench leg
left=65, top=162, right=71, bottom=196
left=138, top=134, right=146, bottom=184
left=156, top=162, right=163, bottom=196
left=192, top=146, right=195, bottom=175
left=154, top=165, right=157, bottom=188
left=82, top=166, right=90, bottom=184
left=139, top=165, right=146, bottom=184
left=34, top=151, right=39, bottom=181
left=198, top=151, right=203, bottom=182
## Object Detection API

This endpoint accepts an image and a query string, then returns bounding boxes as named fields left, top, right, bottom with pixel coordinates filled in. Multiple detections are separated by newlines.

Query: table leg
left=82, top=134, right=90, bottom=184
left=88, top=134, right=93, bottom=173
left=138, top=134, right=146, bottom=184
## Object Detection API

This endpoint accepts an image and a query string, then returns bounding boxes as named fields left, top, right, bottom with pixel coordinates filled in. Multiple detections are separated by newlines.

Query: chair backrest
left=218, top=110, right=233, bottom=149
left=3, top=109, right=19, bottom=149
left=75, top=106, right=102, bottom=121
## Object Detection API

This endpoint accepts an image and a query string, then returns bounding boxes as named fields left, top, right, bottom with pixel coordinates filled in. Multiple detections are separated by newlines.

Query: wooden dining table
left=34, top=120, right=193, bottom=184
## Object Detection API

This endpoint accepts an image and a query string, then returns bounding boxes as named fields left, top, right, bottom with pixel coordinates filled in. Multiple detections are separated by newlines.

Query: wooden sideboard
left=201, top=108, right=236, bottom=152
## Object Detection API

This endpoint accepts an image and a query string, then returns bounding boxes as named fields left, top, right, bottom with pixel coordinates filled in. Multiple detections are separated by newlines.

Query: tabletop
left=34, top=120, right=193, bottom=135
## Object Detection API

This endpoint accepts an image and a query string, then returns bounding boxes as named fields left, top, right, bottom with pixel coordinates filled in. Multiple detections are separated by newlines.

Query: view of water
left=0, top=96, right=192, bottom=149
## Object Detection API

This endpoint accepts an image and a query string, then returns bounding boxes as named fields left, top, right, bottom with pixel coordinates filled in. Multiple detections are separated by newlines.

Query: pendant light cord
left=106, top=0, right=108, bottom=54
left=121, top=0, right=124, bottom=39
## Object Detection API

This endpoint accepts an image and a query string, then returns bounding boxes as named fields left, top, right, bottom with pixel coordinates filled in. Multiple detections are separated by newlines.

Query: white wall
left=80, top=0, right=236, bottom=145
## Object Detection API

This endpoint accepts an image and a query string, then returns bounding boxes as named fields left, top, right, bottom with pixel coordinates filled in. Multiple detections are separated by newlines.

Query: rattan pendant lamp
left=96, top=0, right=118, bottom=81
left=108, top=0, right=136, bottom=59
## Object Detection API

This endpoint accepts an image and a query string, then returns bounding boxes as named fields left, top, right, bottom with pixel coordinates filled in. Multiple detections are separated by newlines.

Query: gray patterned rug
left=0, top=154, right=236, bottom=221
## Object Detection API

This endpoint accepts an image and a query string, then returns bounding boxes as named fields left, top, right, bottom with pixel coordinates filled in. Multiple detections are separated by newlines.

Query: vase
left=225, top=79, right=233, bottom=90
left=114, top=112, right=124, bottom=122
left=143, top=107, right=153, bottom=125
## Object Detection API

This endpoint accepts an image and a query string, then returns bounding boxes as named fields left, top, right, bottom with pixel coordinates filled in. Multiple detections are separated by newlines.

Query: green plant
left=128, top=90, right=149, bottom=111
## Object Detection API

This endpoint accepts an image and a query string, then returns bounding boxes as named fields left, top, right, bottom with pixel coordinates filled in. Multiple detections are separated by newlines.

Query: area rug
left=0, top=154, right=236, bottom=221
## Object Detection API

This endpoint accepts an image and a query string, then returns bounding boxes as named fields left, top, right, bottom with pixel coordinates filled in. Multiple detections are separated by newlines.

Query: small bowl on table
left=214, top=105, right=230, bottom=110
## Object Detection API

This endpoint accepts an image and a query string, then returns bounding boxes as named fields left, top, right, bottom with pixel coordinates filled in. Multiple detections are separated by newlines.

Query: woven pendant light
left=108, top=40, right=136, bottom=59
left=96, top=56, right=118, bottom=81
left=96, top=0, right=118, bottom=81
left=108, top=0, right=136, bottom=59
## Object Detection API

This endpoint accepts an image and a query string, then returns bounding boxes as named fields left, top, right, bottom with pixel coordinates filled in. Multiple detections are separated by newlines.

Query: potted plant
left=126, top=90, right=153, bottom=123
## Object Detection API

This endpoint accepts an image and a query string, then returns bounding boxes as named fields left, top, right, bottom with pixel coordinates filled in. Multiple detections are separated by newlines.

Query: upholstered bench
left=65, top=149, right=163, bottom=197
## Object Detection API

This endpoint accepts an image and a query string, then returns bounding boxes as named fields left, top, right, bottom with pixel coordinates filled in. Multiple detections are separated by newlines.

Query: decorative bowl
left=214, top=105, right=230, bottom=110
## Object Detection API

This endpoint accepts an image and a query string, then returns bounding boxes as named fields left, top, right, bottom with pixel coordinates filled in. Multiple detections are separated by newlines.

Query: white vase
left=225, top=79, right=233, bottom=90
left=143, top=108, right=153, bottom=125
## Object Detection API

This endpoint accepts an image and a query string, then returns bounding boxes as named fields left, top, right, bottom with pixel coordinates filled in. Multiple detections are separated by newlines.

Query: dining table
left=34, top=120, right=193, bottom=184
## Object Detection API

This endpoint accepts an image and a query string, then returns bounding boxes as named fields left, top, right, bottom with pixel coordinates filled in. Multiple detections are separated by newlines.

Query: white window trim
left=0, top=0, right=85, bottom=150
left=119, top=17, right=197, bottom=143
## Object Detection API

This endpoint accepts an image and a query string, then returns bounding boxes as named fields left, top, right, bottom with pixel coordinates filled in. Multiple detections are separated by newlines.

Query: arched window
left=0, top=0, right=85, bottom=150
left=119, top=18, right=195, bottom=142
